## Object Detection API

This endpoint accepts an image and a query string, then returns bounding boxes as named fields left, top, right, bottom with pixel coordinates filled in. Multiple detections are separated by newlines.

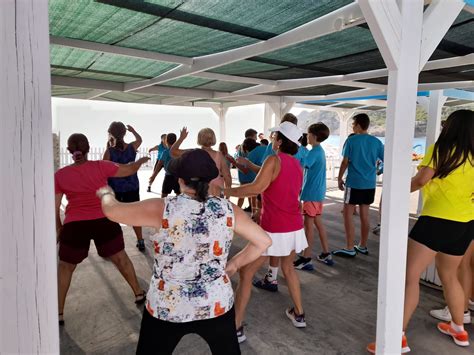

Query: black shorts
left=162, top=174, right=180, bottom=195
left=137, top=306, right=240, bottom=355
left=344, top=187, right=375, bottom=205
left=409, top=216, right=474, bottom=256
left=59, top=218, right=124, bottom=264
left=114, top=189, right=140, bottom=203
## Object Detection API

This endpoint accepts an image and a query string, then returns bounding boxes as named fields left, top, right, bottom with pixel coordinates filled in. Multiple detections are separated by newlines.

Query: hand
left=96, top=185, right=115, bottom=199
left=126, top=125, right=136, bottom=133
left=236, top=157, right=249, bottom=166
left=179, top=127, right=189, bottom=141
left=338, top=178, right=345, bottom=191
left=251, top=209, right=261, bottom=224
left=137, top=156, right=151, bottom=165
left=225, top=260, right=238, bottom=277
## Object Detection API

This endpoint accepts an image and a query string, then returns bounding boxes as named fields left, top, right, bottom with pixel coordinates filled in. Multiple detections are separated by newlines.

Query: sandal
left=59, top=313, right=65, bottom=326
left=135, top=291, right=146, bottom=304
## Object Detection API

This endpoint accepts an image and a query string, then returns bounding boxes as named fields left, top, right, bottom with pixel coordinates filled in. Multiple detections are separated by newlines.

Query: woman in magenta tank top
left=225, top=121, right=307, bottom=341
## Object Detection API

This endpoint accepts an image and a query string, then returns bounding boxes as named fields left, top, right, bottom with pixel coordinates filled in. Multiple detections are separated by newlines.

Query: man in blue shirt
left=147, top=134, right=167, bottom=192
left=333, top=114, right=384, bottom=257
left=148, top=133, right=180, bottom=197
left=294, top=123, right=333, bottom=270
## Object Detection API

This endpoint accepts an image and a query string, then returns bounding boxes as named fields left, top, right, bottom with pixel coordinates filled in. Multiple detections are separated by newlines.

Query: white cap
left=269, top=121, right=302, bottom=146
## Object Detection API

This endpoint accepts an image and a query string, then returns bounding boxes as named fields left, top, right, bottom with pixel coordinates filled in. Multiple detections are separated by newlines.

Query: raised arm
left=114, top=156, right=150, bottom=178
left=410, top=166, right=435, bottom=192
left=170, top=127, right=189, bottom=158
left=98, top=186, right=164, bottom=229
left=127, top=125, right=142, bottom=150
left=148, top=145, right=159, bottom=153
left=225, top=155, right=279, bottom=198
left=225, top=204, right=272, bottom=276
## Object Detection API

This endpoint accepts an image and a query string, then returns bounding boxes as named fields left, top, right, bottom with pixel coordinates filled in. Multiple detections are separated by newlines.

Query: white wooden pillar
left=212, top=104, right=228, bottom=143
left=0, top=0, right=59, bottom=353
left=425, top=90, right=447, bottom=148
left=264, top=103, right=275, bottom=133
left=264, top=101, right=295, bottom=131
left=359, top=0, right=463, bottom=353
left=337, top=110, right=353, bottom=156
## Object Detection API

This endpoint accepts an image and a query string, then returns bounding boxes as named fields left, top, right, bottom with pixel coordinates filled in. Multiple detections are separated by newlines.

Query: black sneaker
left=236, top=325, right=247, bottom=343
left=293, top=256, right=314, bottom=271
left=136, top=239, right=145, bottom=252
left=243, top=206, right=252, bottom=212
left=146, top=186, right=151, bottom=192
left=316, top=252, right=334, bottom=266
left=354, top=244, right=369, bottom=255
left=252, top=276, right=278, bottom=292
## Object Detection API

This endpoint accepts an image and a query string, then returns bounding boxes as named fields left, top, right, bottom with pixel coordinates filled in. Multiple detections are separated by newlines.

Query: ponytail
left=67, top=133, right=90, bottom=163
left=184, top=179, right=209, bottom=202
left=72, top=151, right=85, bottom=163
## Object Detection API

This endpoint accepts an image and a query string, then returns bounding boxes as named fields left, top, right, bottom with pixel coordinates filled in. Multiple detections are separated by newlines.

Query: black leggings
left=136, top=306, right=240, bottom=355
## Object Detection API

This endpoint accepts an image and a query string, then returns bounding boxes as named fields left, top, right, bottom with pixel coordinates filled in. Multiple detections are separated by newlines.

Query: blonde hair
left=197, top=128, right=216, bottom=147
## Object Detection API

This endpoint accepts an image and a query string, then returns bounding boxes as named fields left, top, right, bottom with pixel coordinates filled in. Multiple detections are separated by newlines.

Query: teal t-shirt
left=260, top=143, right=275, bottom=164
left=294, top=145, right=309, bottom=167
left=235, top=150, right=255, bottom=183
left=156, top=143, right=166, bottom=160
left=159, top=148, right=173, bottom=176
left=247, top=145, right=267, bottom=167
left=342, top=134, right=384, bottom=189
left=300, top=145, right=326, bottom=202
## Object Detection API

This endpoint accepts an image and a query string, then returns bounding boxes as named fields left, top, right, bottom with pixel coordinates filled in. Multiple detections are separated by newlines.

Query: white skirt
left=262, top=229, right=308, bottom=257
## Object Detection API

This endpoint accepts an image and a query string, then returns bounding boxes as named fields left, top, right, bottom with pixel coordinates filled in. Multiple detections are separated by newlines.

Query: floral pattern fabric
left=146, top=194, right=235, bottom=323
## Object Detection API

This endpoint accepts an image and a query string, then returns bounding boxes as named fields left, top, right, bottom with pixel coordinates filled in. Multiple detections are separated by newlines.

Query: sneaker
left=294, top=256, right=314, bottom=271
left=354, top=244, right=369, bottom=255
left=437, top=322, right=469, bottom=347
left=469, top=299, right=474, bottom=312
left=252, top=276, right=278, bottom=292
left=285, top=307, right=306, bottom=328
left=236, top=325, right=247, bottom=344
left=332, top=248, right=356, bottom=257
left=367, top=335, right=410, bottom=354
left=146, top=186, right=151, bottom=192
left=243, top=206, right=252, bottom=212
left=316, top=252, right=334, bottom=266
left=429, top=306, right=471, bottom=324
left=136, top=239, right=146, bottom=252
left=372, top=224, right=381, bottom=235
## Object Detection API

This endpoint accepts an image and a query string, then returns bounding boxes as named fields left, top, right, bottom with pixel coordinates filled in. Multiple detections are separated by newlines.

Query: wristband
left=99, top=191, right=115, bottom=199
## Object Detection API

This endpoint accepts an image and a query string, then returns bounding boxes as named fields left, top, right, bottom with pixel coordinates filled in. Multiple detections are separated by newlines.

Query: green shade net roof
left=49, top=0, right=474, bottom=103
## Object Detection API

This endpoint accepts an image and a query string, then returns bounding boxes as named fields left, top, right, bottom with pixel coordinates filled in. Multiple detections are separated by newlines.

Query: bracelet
left=99, top=191, right=115, bottom=199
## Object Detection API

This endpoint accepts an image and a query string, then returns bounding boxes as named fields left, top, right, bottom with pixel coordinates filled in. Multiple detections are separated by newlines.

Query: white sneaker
left=429, top=306, right=471, bottom=324
left=469, top=299, right=474, bottom=312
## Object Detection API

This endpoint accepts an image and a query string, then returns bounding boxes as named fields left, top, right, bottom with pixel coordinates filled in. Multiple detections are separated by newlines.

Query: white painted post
left=375, top=2, right=424, bottom=354
left=337, top=110, right=352, bottom=156
left=0, top=0, right=59, bottom=354
left=212, top=104, right=228, bottom=143
left=425, top=90, right=447, bottom=148
left=264, top=102, right=276, bottom=132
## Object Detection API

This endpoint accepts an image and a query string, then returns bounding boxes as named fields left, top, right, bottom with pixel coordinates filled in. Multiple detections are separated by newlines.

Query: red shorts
left=302, top=201, right=323, bottom=217
left=58, top=218, right=124, bottom=264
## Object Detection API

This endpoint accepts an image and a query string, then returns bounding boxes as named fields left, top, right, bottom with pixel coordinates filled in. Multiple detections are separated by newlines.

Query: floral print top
left=146, top=194, right=235, bottom=323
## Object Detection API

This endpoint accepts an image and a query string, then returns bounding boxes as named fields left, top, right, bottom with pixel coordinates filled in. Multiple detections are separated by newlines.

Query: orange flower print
left=153, top=241, right=160, bottom=254
left=146, top=301, right=154, bottom=316
left=158, top=280, right=165, bottom=291
left=214, top=302, right=225, bottom=316
left=162, top=219, right=169, bottom=229
left=226, top=217, right=233, bottom=227
left=223, top=275, right=229, bottom=284
left=213, top=241, right=223, bottom=256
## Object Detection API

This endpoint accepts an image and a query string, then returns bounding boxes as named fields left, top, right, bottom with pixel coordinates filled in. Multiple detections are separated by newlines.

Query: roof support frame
left=123, top=2, right=364, bottom=91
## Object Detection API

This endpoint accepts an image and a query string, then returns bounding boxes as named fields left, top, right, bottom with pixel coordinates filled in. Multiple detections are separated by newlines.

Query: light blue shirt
left=159, top=149, right=173, bottom=175
left=247, top=145, right=267, bottom=167
left=235, top=150, right=255, bottom=183
left=294, top=145, right=309, bottom=167
left=260, top=143, right=276, bottom=164
left=342, top=134, right=384, bottom=189
left=300, top=145, right=326, bottom=202
left=156, top=143, right=166, bottom=160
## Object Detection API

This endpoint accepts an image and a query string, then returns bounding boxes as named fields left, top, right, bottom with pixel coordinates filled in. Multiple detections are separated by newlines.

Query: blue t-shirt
left=235, top=150, right=255, bottom=183
left=247, top=145, right=267, bottom=167
left=107, top=144, right=139, bottom=192
left=156, top=143, right=166, bottom=160
left=260, top=143, right=275, bottom=164
left=294, top=145, right=309, bottom=167
left=300, top=145, right=326, bottom=202
left=342, top=134, right=384, bottom=189
left=159, top=149, right=173, bottom=176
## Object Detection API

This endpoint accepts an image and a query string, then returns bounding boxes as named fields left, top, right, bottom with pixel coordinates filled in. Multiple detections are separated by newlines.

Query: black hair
left=299, top=133, right=308, bottom=147
left=242, top=138, right=260, bottom=153
left=353, top=113, right=370, bottom=130
left=67, top=133, right=90, bottom=163
left=281, top=113, right=298, bottom=125
left=161, top=134, right=166, bottom=139
left=308, top=122, right=330, bottom=143
left=260, top=139, right=269, bottom=146
left=431, top=109, right=473, bottom=179
left=245, top=128, right=258, bottom=138
left=166, top=133, right=177, bottom=146
left=275, top=131, right=298, bottom=155
left=184, top=180, right=209, bottom=202
left=108, top=121, right=127, bottom=150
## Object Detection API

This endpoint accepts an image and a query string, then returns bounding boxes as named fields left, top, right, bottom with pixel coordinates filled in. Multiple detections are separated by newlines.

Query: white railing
left=59, top=147, right=157, bottom=169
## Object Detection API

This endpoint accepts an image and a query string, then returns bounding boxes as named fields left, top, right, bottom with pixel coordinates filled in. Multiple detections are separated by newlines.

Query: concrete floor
left=59, top=176, right=473, bottom=354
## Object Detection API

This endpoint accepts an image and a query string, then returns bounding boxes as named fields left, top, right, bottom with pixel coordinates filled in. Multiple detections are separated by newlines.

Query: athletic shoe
left=285, top=307, right=306, bottom=328
left=354, top=244, right=369, bottom=255
left=146, top=186, right=151, bottom=192
left=316, top=252, right=334, bottom=266
left=243, top=206, right=252, bottom=212
left=437, top=322, right=469, bottom=347
left=332, top=248, right=356, bottom=257
left=429, top=306, right=471, bottom=324
left=294, top=256, right=314, bottom=271
left=253, top=276, right=278, bottom=292
left=469, top=299, right=474, bottom=312
left=136, top=239, right=146, bottom=252
left=236, top=325, right=247, bottom=344
left=367, top=335, right=410, bottom=354
left=372, top=224, right=381, bottom=235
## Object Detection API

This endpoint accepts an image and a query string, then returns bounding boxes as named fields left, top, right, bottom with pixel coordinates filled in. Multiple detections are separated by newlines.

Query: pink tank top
left=260, top=152, right=303, bottom=233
